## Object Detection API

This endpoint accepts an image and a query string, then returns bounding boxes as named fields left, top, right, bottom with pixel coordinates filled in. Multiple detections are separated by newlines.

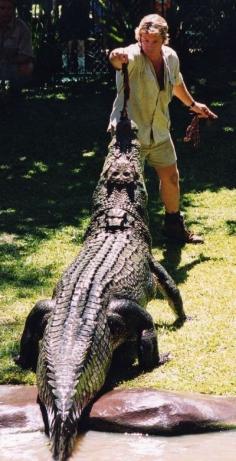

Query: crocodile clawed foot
left=173, top=315, right=192, bottom=329
left=158, top=351, right=171, bottom=366
left=13, top=353, right=36, bottom=371
left=13, top=354, right=26, bottom=368
left=138, top=329, right=159, bottom=371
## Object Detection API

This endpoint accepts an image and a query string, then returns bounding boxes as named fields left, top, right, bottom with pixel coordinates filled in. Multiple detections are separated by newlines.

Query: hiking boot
left=164, top=212, right=204, bottom=244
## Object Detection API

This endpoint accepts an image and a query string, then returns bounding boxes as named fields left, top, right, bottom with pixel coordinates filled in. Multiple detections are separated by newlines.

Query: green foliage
left=97, top=0, right=139, bottom=46
left=14, top=1, right=236, bottom=82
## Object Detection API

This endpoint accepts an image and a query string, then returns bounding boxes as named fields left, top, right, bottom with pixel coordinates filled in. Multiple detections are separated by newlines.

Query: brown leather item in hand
left=184, top=115, right=200, bottom=149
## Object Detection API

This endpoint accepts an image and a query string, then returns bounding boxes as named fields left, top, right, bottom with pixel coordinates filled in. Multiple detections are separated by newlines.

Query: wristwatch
left=188, top=100, right=196, bottom=108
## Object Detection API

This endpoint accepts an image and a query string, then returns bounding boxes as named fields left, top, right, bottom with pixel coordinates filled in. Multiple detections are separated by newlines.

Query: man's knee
left=156, top=164, right=179, bottom=186
left=169, top=169, right=179, bottom=186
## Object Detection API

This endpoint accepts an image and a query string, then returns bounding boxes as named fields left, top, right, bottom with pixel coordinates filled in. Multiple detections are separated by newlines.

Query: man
left=59, top=0, right=90, bottom=73
left=109, top=14, right=217, bottom=244
left=0, top=0, right=33, bottom=94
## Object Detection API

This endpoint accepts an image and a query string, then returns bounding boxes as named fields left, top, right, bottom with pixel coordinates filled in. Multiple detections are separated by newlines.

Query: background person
left=59, top=0, right=90, bottom=73
left=109, top=14, right=217, bottom=244
left=0, top=0, right=33, bottom=96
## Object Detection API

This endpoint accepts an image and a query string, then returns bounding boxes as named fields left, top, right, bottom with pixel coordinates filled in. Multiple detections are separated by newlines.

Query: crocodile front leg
left=150, top=257, right=187, bottom=325
left=15, top=299, right=54, bottom=371
left=107, top=298, right=159, bottom=371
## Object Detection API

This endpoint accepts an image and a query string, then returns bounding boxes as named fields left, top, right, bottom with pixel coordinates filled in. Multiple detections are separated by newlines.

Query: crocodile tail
left=38, top=316, right=113, bottom=460
left=51, top=411, right=77, bottom=461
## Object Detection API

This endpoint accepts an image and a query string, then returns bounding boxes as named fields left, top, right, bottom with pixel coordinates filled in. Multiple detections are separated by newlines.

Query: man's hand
left=109, top=48, right=129, bottom=70
left=191, top=102, right=218, bottom=119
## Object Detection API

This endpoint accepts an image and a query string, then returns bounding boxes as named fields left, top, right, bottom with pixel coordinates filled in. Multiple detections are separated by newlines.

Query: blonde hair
left=135, top=14, right=169, bottom=44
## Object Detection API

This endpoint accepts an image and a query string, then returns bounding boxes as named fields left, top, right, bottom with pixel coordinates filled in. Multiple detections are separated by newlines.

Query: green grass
left=128, top=187, right=236, bottom=395
left=0, top=74, right=235, bottom=394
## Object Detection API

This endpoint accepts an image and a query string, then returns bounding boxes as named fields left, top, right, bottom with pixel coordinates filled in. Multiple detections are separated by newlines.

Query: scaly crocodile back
left=37, top=122, right=152, bottom=460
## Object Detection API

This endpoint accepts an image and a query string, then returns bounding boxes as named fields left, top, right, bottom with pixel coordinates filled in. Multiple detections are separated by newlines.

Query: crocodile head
left=90, top=115, right=149, bottom=233
left=102, top=118, right=147, bottom=207
left=106, top=156, right=138, bottom=186
left=104, top=117, right=143, bottom=183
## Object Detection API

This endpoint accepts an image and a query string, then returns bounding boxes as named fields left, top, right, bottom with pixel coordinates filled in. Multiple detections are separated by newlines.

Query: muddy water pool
left=1, top=428, right=236, bottom=461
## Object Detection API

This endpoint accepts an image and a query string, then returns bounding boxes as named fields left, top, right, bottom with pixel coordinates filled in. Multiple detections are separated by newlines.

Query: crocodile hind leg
left=149, top=257, right=187, bottom=325
left=15, top=299, right=54, bottom=371
left=112, top=340, right=137, bottom=369
left=107, top=298, right=161, bottom=371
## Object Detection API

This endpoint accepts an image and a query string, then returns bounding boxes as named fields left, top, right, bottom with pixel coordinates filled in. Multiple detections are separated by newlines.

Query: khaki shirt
left=109, top=43, right=183, bottom=145
left=0, top=17, right=33, bottom=65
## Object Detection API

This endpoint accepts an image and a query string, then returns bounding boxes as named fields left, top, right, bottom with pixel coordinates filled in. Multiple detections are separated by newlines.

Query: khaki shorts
left=141, top=137, right=177, bottom=169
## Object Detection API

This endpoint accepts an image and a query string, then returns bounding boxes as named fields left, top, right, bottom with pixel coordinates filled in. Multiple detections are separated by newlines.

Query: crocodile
left=16, top=116, right=186, bottom=461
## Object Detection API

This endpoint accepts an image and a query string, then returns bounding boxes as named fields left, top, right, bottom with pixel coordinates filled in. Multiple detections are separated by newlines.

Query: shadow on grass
left=226, top=220, right=236, bottom=235
left=160, top=245, right=211, bottom=284
left=0, top=87, right=112, bottom=235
